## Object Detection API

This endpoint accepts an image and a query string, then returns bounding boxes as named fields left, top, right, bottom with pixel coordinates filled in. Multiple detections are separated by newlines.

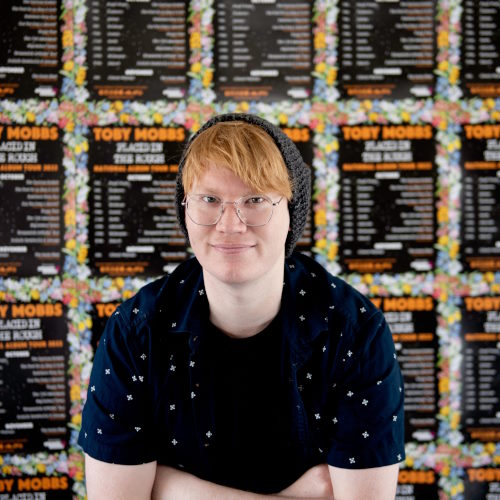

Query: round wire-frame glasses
left=182, top=194, right=284, bottom=227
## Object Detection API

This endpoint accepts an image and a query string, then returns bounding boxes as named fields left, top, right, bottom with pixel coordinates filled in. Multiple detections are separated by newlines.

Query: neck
left=203, top=261, right=285, bottom=339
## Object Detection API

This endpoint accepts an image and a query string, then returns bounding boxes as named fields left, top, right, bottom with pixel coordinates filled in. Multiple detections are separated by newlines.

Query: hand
left=278, top=464, right=333, bottom=499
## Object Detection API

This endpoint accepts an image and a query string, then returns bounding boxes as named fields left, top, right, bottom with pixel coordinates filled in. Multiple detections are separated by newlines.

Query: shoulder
left=287, top=252, right=382, bottom=334
left=112, top=257, right=203, bottom=333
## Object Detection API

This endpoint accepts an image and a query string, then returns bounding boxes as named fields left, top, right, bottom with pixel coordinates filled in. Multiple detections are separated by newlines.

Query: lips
left=210, top=243, right=255, bottom=254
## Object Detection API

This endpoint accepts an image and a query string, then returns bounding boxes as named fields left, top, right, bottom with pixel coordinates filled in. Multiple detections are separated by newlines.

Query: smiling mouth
left=211, top=244, right=255, bottom=254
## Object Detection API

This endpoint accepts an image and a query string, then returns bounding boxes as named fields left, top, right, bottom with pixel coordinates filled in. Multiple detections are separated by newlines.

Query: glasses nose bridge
left=218, top=198, right=245, bottom=225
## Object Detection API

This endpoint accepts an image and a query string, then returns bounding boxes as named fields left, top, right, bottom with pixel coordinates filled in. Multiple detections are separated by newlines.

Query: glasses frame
left=182, top=194, right=284, bottom=227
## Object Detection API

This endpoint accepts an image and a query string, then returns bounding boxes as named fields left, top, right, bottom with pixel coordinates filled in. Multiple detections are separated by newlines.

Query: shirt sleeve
left=78, top=309, right=156, bottom=465
left=325, top=310, right=405, bottom=469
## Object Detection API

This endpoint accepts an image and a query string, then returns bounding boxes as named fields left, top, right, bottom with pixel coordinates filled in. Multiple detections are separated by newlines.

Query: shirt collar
left=163, top=255, right=329, bottom=359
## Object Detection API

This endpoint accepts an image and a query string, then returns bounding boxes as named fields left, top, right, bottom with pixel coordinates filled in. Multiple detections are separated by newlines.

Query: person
left=78, top=113, right=405, bottom=499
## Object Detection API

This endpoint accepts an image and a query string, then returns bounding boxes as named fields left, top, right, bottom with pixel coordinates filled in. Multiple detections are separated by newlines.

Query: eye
left=245, top=196, right=266, bottom=205
left=200, top=195, right=220, bottom=204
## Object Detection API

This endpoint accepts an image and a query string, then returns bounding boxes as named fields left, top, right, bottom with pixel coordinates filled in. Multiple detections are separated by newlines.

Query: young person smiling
left=79, top=114, right=405, bottom=499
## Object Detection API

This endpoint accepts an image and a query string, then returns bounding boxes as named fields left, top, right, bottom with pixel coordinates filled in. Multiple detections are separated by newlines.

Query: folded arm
left=329, top=463, right=399, bottom=500
left=151, top=462, right=399, bottom=499
left=84, top=455, right=398, bottom=500
left=84, top=454, right=157, bottom=500
left=152, top=463, right=334, bottom=499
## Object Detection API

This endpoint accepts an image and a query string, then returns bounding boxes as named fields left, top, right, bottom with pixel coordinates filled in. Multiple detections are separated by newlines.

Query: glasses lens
left=238, top=195, right=273, bottom=226
left=185, top=194, right=275, bottom=226
left=186, top=195, right=222, bottom=225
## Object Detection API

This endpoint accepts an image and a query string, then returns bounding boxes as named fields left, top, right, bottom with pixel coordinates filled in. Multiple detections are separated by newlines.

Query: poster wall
left=0, top=0, right=499, bottom=498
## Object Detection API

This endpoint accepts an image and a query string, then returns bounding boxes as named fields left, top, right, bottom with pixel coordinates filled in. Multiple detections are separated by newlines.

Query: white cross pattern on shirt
left=347, top=391, right=354, bottom=397
left=299, top=290, right=306, bottom=296
left=127, top=394, right=133, bottom=401
left=362, top=399, right=368, bottom=406
left=362, top=431, right=369, bottom=438
left=349, top=458, right=355, bottom=464
left=105, top=369, right=110, bottom=375
left=133, top=308, right=139, bottom=314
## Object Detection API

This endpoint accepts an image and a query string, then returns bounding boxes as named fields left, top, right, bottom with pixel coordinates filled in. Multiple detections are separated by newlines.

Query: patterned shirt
left=78, top=252, right=405, bottom=489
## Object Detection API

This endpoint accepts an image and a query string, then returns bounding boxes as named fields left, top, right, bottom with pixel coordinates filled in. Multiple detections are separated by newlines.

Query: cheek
left=185, top=218, right=202, bottom=244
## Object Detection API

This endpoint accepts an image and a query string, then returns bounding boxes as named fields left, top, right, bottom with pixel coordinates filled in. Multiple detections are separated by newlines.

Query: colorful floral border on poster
left=189, top=0, right=215, bottom=103
left=312, top=0, right=338, bottom=103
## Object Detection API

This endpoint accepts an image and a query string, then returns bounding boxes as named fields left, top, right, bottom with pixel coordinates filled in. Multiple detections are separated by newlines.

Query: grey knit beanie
left=175, top=113, right=311, bottom=257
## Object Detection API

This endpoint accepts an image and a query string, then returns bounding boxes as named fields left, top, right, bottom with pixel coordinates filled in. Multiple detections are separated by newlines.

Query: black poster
left=87, top=0, right=188, bottom=100
left=282, top=126, right=314, bottom=252
left=461, top=125, right=500, bottom=272
left=461, top=0, right=500, bottom=98
left=214, top=0, right=313, bottom=101
left=0, top=0, right=61, bottom=99
left=0, top=125, right=63, bottom=277
left=372, top=296, right=438, bottom=442
left=339, top=125, right=436, bottom=273
left=460, top=296, right=500, bottom=443
left=464, top=469, right=500, bottom=500
left=0, top=302, right=69, bottom=455
left=0, top=475, right=72, bottom=499
left=338, top=0, right=435, bottom=99
left=88, top=126, right=187, bottom=276
left=396, top=470, right=438, bottom=500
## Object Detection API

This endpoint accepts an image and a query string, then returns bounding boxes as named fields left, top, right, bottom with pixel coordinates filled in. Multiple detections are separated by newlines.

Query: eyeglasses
left=182, top=194, right=284, bottom=227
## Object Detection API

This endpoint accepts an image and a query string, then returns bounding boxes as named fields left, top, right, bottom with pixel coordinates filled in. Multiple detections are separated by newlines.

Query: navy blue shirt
left=78, top=253, right=405, bottom=492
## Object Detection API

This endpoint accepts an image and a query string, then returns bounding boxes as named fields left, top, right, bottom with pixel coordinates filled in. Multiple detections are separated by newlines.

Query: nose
left=216, top=203, right=246, bottom=232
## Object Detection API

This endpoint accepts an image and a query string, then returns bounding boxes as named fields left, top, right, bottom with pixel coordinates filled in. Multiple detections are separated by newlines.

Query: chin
left=206, top=261, right=256, bottom=285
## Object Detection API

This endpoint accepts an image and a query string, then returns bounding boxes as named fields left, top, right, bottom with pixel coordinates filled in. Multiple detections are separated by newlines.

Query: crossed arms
left=84, top=454, right=399, bottom=500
